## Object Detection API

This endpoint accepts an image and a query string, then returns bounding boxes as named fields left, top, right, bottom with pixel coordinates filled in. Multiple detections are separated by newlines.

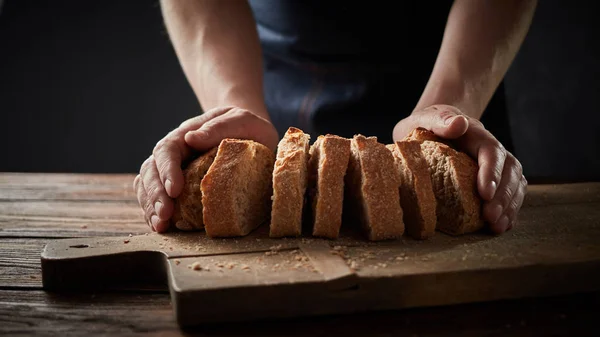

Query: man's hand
left=392, top=104, right=527, bottom=234
left=133, top=106, right=279, bottom=233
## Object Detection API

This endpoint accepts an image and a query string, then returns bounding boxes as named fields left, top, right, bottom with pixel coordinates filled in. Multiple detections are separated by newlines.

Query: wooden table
left=1, top=172, right=598, bottom=336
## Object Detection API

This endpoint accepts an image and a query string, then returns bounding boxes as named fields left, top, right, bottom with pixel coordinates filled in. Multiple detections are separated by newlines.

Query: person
left=134, top=0, right=536, bottom=236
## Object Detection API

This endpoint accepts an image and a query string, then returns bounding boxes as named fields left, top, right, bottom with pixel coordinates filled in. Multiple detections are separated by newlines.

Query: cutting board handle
left=41, top=236, right=169, bottom=292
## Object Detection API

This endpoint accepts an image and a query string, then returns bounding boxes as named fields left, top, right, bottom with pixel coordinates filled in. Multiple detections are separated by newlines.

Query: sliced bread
left=387, top=141, right=437, bottom=239
left=406, top=128, right=483, bottom=235
left=345, top=135, right=404, bottom=241
left=172, top=146, right=219, bottom=231
left=201, top=138, right=276, bottom=237
left=269, top=127, right=311, bottom=238
left=307, top=134, right=351, bottom=239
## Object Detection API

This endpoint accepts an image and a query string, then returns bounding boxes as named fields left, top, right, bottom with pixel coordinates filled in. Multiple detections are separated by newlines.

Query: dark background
left=0, top=0, right=598, bottom=182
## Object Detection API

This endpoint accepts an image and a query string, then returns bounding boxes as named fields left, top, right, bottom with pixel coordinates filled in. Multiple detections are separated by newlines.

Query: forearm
left=160, top=0, right=269, bottom=120
left=415, top=0, right=537, bottom=119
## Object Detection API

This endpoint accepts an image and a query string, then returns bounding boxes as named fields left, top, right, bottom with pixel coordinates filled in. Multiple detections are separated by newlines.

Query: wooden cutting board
left=41, top=183, right=600, bottom=327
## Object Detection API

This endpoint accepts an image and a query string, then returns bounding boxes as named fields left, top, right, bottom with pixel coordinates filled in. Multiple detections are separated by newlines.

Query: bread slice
left=307, top=134, right=351, bottom=239
left=387, top=141, right=437, bottom=239
left=408, top=128, right=483, bottom=235
left=269, top=127, right=311, bottom=238
left=201, top=139, right=276, bottom=237
left=345, top=135, right=404, bottom=241
left=171, top=146, right=219, bottom=231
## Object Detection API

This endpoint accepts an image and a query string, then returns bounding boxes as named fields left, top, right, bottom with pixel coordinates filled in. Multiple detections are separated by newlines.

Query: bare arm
left=160, top=0, right=269, bottom=120
left=414, top=0, right=538, bottom=118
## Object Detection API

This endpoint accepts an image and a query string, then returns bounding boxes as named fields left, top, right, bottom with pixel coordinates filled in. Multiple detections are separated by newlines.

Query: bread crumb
left=241, top=264, right=250, bottom=270
left=163, top=237, right=169, bottom=241
left=226, top=262, right=236, bottom=269
left=349, top=260, right=359, bottom=271
left=215, top=262, right=225, bottom=268
left=461, top=255, right=467, bottom=261
left=396, top=256, right=405, bottom=261
left=80, top=225, right=87, bottom=229
left=174, top=259, right=181, bottom=265
left=128, top=234, right=133, bottom=237
left=144, top=233, right=149, bottom=236
left=377, top=263, right=388, bottom=268
left=189, top=262, right=202, bottom=271
left=123, top=239, right=130, bottom=244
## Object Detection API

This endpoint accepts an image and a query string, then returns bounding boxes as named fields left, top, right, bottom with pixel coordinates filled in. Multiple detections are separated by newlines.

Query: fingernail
left=489, top=180, right=498, bottom=199
left=444, top=116, right=456, bottom=125
left=154, top=201, right=163, bottom=217
left=165, top=179, right=173, bottom=196
left=490, top=203, right=503, bottom=223
left=496, top=215, right=509, bottom=233
left=151, top=215, right=160, bottom=230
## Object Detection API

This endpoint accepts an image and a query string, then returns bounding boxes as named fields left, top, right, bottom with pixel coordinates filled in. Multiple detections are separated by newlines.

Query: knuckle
left=232, top=108, right=254, bottom=119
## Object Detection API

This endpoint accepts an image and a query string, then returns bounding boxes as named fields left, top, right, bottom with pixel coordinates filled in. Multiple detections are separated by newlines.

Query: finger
left=418, top=105, right=469, bottom=139
left=135, top=172, right=155, bottom=231
left=491, top=176, right=527, bottom=234
left=151, top=107, right=234, bottom=200
left=475, top=138, right=507, bottom=201
left=184, top=108, right=278, bottom=151
left=483, top=153, right=523, bottom=227
left=453, top=123, right=506, bottom=200
left=141, top=156, right=174, bottom=222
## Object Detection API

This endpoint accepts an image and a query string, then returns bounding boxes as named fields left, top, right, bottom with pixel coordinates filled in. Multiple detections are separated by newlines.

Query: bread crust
left=270, top=127, right=311, bottom=237
left=388, top=141, right=437, bottom=239
left=420, top=139, right=483, bottom=235
left=308, top=134, right=351, bottom=239
left=346, top=135, right=404, bottom=241
left=201, top=139, right=275, bottom=237
left=172, top=147, right=218, bottom=231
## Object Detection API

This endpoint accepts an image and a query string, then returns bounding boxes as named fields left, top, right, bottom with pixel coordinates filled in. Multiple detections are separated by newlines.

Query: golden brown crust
left=201, top=139, right=275, bottom=237
left=308, top=134, right=351, bottom=239
left=270, top=127, right=311, bottom=237
left=420, top=140, right=483, bottom=235
left=346, top=135, right=404, bottom=241
left=172, top=147, right=219, bottom=231
left=388, top=141, right=437, bottom=239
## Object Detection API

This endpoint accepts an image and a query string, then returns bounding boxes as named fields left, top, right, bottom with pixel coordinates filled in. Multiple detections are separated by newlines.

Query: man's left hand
left=392, top=104, right=527, bottom=234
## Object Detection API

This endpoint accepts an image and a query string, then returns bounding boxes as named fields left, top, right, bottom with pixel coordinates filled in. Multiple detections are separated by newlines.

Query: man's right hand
left=133, top=106, right=280, bottom=233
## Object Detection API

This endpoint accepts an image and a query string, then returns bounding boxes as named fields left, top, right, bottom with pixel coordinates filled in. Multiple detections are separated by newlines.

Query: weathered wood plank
left=0, top=217, right=148, bottom=238
left=0, top=173, right=136, bottom=201
left=524, top=182, right=600, bottom=207
left=0, top=238, right=46, bottom=288
left=0, top=200, right=143, bottom=220
left=0, top=289, right=597, bottom=336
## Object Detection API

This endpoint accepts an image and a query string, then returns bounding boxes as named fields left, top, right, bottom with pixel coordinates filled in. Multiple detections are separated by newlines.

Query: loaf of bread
left=387, top=141, right=437, bottom=239
left=269, top=127, right=311, bottom=238
left=201, top=138, right=275, bottom=237
left=307, top=134, right=351, bottom=239
left=345, top=135, right=404, bottom=241
left=406, top=128, right=484, bottom=235
left=171, top=147, right=219, bottom=231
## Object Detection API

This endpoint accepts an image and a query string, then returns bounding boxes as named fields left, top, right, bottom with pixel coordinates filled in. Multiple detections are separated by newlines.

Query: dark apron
left=250, top=0, right=513, bottom=149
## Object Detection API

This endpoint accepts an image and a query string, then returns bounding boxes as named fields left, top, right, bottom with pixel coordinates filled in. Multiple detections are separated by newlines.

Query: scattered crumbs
left=265, top=251, right=275, bottom=256
left=128, top=234, right=133, bottom=237
left=293, top=263, right=303, bottom=269
left=204, top=266, right=211, bottom=271
left=80, top=225, right=87, bottom=229
left=241, top=264, right=250, bottom=270
left=189, top=262, right=202, bottom=271
left=461, top=255, right=468, bottom=261
left=169, top=247, right=173, bottom=251
left=377, top=263, right=388, bottom=268
left=269, top=244, right=283, bottom=251
left=144, top=233, right=149, bottom=236
left=290, top=250, right=300, bottom=255
left=215, top=262, right=225, bottom=268
left=349, top=260, right=359, bottom=271
left=226, top=262, right=236, bottom=269
left=163, top=237, right=169, bottom=241
left=396, top=256, right=405, bottom=261
left=273, top=263, right=280, bottom=268
left=174, top=259, right=181, bottom=265
left=123, top=239, right=130, bottom=244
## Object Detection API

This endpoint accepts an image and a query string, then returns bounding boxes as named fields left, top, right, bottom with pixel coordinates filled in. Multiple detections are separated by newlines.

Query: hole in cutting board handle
left=69, top=244, right=89, bottom=248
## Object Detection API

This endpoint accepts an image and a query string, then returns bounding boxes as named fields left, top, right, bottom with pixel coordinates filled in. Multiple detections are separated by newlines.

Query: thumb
left=184, top=121, right=225, bottom=152
left=419, top=105, right=469, bottom=139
